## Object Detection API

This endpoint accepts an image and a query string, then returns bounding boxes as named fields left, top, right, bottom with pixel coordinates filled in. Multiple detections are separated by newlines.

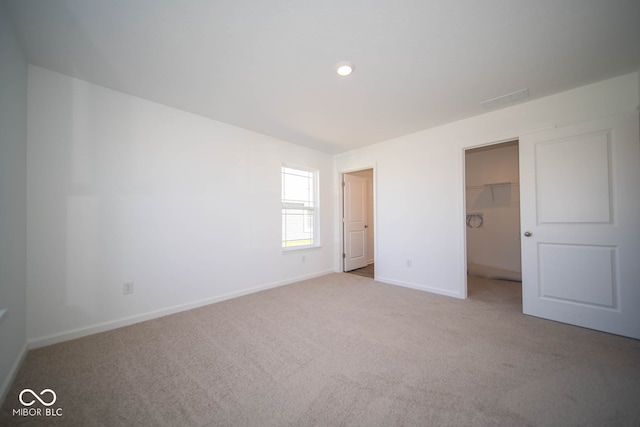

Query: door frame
left=338, top=165, right=377, bottom=276
left=462, top=138, right=522, bottom=299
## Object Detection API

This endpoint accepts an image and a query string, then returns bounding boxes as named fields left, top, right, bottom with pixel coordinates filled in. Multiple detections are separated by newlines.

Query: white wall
left=465, top=143, right=521, bottom=273
left=0, top=5, right=28, bottom=404
left=335, top=72, right=639, bottom=298
left=27, top=66, right=335, bottom=346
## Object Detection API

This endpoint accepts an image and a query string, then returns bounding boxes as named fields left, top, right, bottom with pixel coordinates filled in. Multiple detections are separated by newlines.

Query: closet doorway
left=464, top=140, right=522, bottom=301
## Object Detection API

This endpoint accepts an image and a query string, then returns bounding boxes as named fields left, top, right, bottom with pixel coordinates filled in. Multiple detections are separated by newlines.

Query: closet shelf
left=466, top=182, right=519, bottom=202
left=465, top=181, right=519, bottom=190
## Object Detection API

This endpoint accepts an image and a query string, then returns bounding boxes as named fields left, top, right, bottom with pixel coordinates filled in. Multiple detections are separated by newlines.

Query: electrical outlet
left=406, top=259, right=412, bottom=268
left=123, top=282, right=134, bottom=295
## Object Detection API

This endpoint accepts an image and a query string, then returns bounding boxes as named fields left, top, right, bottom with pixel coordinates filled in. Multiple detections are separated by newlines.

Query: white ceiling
left=3, top=0, right=639, bottom=153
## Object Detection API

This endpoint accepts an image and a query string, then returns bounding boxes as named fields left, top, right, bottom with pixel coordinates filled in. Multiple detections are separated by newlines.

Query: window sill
left=282, top=245, right=322, bottom=253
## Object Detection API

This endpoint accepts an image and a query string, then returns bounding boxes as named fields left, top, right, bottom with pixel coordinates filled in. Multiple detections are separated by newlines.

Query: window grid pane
left=282, top=165, right=317, bottom=248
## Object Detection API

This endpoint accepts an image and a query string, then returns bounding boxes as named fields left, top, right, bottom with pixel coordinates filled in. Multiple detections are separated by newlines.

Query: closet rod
left=465, top=182, right=519, bottom=190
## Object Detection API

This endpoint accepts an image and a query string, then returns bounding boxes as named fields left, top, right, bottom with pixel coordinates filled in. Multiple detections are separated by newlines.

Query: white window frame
left=282, top=164, right=319, bottom=250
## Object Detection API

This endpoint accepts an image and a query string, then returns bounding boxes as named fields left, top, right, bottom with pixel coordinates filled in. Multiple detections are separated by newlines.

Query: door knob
left=524, top=231, right=532, bottom=237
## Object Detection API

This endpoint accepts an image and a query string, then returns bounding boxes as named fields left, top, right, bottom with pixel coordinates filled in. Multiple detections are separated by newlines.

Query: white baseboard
left=28, top=269, right=335, bottom=350
left=0, top=342, right=28, bottom=408
left=375, top=276, right=463, bottom=299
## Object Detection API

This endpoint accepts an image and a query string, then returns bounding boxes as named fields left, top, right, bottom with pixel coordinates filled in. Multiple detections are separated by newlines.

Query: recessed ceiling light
left=335, top=61, right=354, bottom=77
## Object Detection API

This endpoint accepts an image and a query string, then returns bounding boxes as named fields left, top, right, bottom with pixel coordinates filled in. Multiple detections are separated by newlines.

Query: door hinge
left=342, top=253, right=346, bottom=259
left=342, top=182, right=346, bottom=187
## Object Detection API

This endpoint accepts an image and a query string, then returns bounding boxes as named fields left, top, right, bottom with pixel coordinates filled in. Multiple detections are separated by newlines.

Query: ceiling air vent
left=481, top=88, right=529, bottom=108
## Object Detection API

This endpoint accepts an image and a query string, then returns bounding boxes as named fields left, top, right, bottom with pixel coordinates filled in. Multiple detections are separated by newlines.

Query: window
left=282, top=165, right=318, bottom=248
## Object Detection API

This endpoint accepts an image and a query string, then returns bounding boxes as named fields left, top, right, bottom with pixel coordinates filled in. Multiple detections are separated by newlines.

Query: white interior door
left=520, top=114, right=640, bottom=339
left=344, top=173, right=368, bottom=271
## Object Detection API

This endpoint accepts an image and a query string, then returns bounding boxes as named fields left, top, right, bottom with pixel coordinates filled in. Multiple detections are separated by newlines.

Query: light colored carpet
left=2, top=273, right=639, bottom=426
left=468, top=263, right=522, bottom=282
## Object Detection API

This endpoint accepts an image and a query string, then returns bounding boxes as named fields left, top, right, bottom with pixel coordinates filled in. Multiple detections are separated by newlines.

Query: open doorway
left=464, top=140, right=522, bottom=303
left=343, top=168, right=374, bottom=278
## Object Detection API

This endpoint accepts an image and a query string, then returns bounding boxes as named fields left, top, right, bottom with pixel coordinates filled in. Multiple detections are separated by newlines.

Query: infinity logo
left=19, top=389, right=57, bottom=407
